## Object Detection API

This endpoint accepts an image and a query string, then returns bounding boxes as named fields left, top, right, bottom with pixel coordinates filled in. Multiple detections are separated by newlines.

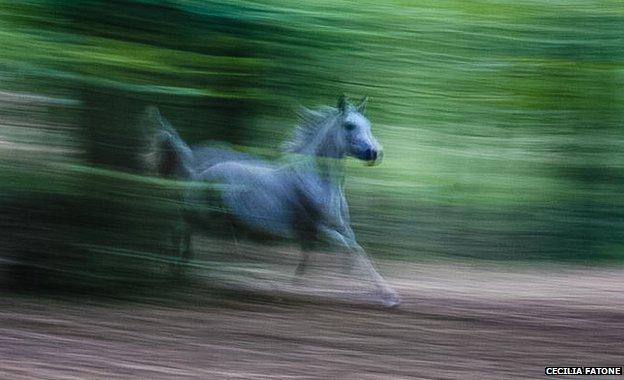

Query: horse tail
left=140, top=106, right=195, bottom=180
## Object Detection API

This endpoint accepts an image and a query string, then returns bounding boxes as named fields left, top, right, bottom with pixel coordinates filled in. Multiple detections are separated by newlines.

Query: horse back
left=192, top=145, right=271, bottom=174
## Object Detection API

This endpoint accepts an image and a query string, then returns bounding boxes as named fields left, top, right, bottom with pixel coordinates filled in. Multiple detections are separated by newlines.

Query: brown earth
left=1, top=256, right=623, bottom=380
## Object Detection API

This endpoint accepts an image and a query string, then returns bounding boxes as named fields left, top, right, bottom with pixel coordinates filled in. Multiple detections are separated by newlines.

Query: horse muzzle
left=363, top=148, right=383, bottom=166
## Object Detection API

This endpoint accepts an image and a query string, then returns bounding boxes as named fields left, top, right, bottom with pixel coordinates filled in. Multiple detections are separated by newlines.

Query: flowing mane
left=282, top=106, right=340, bottom=155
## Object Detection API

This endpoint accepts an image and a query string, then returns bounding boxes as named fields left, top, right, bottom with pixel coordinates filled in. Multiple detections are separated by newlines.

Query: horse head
left=335, top=95, right=383, bottom=165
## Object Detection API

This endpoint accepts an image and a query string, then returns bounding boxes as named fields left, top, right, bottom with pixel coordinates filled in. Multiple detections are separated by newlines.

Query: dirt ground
left=1, top=258, right=623, bottom=380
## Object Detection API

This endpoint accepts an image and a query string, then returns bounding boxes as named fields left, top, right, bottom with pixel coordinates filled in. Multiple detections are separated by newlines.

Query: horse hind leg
left=295, top=249, right=310, bottom=277
left=294, top=228, right=316, bottom=281
left=169, top=220, right=192, bottom=277
left=180, top=223, right=192, bottom=265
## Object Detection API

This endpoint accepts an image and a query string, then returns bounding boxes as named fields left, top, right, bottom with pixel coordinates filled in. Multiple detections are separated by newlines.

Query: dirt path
left=1, top=261, right=623, bottom=379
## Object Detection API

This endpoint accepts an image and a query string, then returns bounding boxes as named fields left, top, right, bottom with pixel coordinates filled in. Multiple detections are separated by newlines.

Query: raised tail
left=140, top=106, right=195, bottom=180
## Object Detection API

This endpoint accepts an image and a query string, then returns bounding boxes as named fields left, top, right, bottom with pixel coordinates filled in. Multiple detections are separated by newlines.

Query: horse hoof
left=380, top=291, right=401, bottom=309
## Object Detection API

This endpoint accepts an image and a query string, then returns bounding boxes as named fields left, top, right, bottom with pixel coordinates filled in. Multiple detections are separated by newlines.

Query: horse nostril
left=370, top=149, right=378, bottom=161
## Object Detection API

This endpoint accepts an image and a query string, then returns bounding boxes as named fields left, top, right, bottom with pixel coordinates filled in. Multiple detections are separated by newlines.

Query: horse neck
left=315, top=155, right=345, bottom=190
left=293, top=128, right=345, bottom=188
left=286, top=115, right=347, bottom=193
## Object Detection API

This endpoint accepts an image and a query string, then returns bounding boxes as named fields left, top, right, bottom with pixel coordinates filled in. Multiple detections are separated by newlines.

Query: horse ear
left=356, top=96, right=369, bottom=113
left=337, top=94, right=348, bottom=113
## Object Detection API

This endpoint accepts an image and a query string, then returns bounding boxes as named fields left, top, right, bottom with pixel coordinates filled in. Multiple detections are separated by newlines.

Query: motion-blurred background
left=2, top=0, right=622, bottom=290
left=1, top=1, right=624, bottom=378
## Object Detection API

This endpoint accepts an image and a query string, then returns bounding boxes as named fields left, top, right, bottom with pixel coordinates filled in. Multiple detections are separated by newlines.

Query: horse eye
left=344, top=122, right=356, bottom=131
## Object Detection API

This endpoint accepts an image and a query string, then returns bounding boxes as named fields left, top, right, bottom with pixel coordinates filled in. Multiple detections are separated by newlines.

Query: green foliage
left=0, top=0, right=623, bottom=286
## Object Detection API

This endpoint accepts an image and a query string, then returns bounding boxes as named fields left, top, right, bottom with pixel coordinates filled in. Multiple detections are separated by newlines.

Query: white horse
left=144, top=96, right=400, bottom=307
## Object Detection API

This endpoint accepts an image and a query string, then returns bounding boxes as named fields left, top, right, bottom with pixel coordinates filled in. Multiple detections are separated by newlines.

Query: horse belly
left=196, top=161, right=297, bottom=239
left=223, top=186, right=295, bottom=239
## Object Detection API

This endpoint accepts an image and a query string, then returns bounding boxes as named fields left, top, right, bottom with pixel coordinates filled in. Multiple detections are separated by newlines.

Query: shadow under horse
left=142, top=95, right=400, bottom=307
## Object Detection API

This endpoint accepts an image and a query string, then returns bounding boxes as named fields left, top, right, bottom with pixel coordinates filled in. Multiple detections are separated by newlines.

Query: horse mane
left=282, top=106, right=339, bottom=155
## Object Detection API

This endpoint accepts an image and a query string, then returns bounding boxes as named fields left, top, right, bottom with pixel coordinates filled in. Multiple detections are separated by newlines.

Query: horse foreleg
left=352, top=244, right=400, bottom=305
left=322, top=227, right=400, bottom=307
